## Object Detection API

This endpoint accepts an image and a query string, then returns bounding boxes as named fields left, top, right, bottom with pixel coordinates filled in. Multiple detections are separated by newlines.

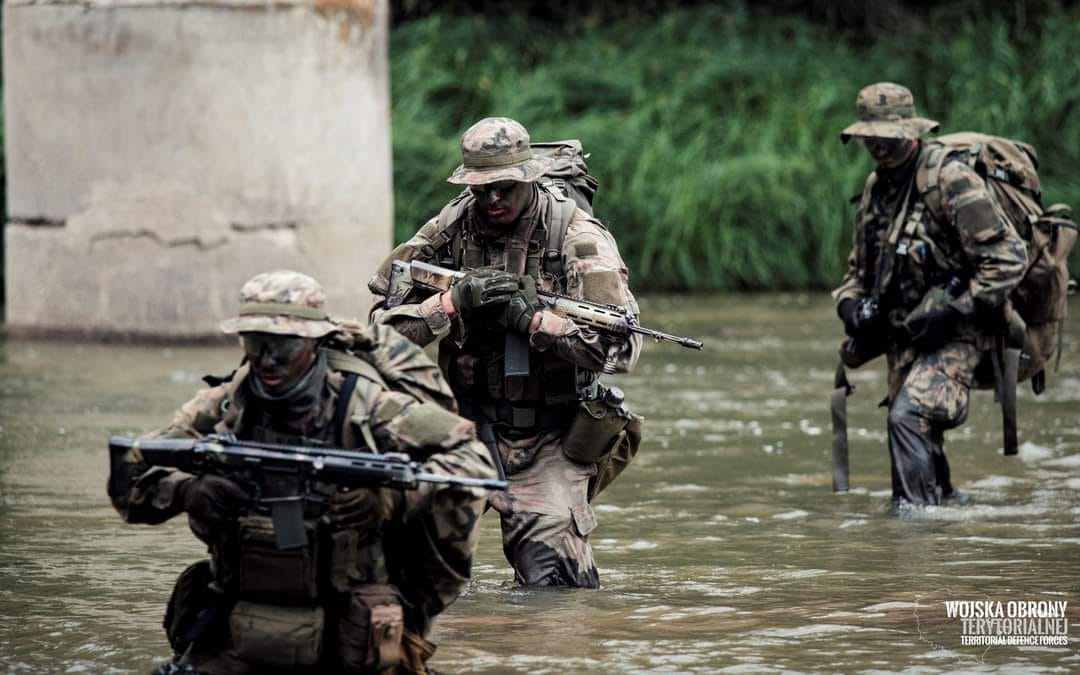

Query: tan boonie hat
left=447, top=117, right=554, bottom=185
left=220, top=270, right=338, bottom=338
left=841, top=82, right=939, bottom=143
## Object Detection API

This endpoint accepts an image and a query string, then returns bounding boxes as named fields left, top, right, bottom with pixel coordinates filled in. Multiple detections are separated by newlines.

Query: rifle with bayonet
left=108, top=434, right=507, bottom=549
left=387, top=259, right=704, bottom=350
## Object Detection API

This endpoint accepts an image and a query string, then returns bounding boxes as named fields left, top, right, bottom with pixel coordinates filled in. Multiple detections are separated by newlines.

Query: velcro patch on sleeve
left=574, top=242, right=599, bottom=258
left=581, top=269, right=628, bottom=306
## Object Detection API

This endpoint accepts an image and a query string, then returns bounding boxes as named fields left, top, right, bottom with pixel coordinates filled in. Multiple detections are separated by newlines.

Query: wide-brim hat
left=446, top=116, right=554, bottom=185
left=219, top=270, right=339, bottom=338
left=841, top=82, right=939, bottom=143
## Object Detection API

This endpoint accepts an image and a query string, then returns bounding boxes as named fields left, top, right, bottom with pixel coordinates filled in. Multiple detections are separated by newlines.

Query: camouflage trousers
left=886, top=340, right=981, bottom=505
left=487, top=429, right=600, bottom=588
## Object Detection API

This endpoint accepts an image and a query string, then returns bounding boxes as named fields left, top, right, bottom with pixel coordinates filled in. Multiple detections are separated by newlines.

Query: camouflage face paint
left=861, top=137, right=918, bottom=168
left=470, top=180, right=533, bottom=227
left=241, top=332, right=318, bottom=393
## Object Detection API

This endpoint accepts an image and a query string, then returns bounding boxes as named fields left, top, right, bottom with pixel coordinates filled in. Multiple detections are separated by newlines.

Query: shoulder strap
left=325, top=350, right=385, bottom=450
left=543, top=191, right=577, bottom=279
left=428, top=193, right=473, bottom=264
left=325, top=349, right=386, bottom=387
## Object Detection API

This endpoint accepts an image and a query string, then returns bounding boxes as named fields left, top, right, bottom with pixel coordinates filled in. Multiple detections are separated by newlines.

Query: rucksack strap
left=543, top=194, right=577, bottom=282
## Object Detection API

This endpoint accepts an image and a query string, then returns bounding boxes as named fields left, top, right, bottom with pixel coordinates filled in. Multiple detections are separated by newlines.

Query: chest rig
left=863, top=148, right=967, bottom=318
left=213, top=362, right=394, bottom=599
left=425, top=187, right=592, bottom=425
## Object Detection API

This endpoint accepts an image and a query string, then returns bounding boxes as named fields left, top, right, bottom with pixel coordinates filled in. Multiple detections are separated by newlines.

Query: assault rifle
left=387, top=259, right=704, bottom=350
left=108, top=434, right=507, bottom=549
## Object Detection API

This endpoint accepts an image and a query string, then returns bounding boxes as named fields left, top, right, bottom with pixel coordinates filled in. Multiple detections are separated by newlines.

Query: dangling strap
left=990, top=336, right=1020, bottom=457
left=830, top=361, right=853, bottom=492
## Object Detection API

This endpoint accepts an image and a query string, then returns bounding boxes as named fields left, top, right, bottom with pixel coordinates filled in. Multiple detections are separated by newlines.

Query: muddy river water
left=1, top=294, right=1077, bottom=673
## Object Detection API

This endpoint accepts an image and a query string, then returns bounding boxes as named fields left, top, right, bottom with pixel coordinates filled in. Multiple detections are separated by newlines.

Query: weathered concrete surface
left=3, top=0, right=391, bottom=338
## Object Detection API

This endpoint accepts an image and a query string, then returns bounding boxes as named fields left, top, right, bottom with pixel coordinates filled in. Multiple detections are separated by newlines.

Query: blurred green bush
left=390, top=3, right=1079, bottom=290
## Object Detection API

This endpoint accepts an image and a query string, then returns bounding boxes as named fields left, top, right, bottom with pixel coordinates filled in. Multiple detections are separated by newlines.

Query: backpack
left=915, top=132, right=1077, bottom=387
left=831, top=133, right=1076, bottom=482
left=532, top=140, right=599, bottom=215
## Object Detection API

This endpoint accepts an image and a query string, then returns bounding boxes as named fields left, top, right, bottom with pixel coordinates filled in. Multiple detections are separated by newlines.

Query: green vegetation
left=390, top=3, right=1080, bottom=290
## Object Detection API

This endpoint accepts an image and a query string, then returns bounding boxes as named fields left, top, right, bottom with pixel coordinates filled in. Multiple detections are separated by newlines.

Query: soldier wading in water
left=369, top=117, right=643, bottom=587
left=109, top=270, right=498, bottom=674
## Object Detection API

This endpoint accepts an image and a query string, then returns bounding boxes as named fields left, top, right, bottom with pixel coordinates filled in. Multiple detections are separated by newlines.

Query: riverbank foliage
left=390, top=1, right=1079, bottom=290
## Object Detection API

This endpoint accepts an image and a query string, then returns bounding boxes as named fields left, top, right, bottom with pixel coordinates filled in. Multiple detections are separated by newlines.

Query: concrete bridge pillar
left=3, top=0, right=391, bottom=338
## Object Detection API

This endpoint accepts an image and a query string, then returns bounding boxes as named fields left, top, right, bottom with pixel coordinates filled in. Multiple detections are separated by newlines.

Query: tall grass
left=390, top=5, right=1080, bottom=290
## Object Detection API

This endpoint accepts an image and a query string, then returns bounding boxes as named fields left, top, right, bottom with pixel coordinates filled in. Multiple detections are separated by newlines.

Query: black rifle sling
left=334, top=372, right=360, bottom=448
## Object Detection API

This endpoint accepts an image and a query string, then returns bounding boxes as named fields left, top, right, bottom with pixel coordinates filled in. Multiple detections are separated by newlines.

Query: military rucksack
left=915, top=132, right=1077, bottom=387
left=532, top=140, right=599, bottom=215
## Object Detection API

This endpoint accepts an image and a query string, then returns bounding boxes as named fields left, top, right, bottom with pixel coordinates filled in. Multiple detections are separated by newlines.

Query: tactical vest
left=207, top=356, right=406, bottom=671
left=423, top=186, right=599, bottom=421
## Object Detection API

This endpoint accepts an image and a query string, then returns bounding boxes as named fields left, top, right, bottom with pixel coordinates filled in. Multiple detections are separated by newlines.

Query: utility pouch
left=228, top=601, right=324, bottom=669
left=235, top=515, right=319, bottom=604
left=163, top=560, right=219, bottom=653
left=563, top=388, right=631, bottom=464
left=588, top=411, right=644, bottom=501
left=328, top=529, right=360, bottom=593
left=839, top=335, right=888, bottom=369
left=336, top=584, right=405, bottom=672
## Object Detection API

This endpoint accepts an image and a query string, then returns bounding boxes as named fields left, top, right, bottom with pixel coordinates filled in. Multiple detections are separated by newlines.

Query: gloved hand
left=907, top=305, right=962, bottom=353
left=179, top=474, right=249, bottom=526
left=450, top=269, right=518, bottom=320
left=838, top=298, right=879, bottom=338
left=499, top=276, right=540, bottom=333
left=327, top=487, right=402, bottom=532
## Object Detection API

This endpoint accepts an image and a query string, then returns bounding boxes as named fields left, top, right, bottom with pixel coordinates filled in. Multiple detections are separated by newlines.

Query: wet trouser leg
left=490, top=432, right=599, bottom=588
left=887, top=341, right=979, bottom=506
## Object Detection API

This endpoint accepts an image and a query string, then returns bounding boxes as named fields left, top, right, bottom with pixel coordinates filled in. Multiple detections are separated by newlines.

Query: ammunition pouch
left=216, top=515, right=320, bottom=604
left=335, top=584, right=405, bottom=673
left=563, top=397, right=632, bottom=465
left=228, top=601, right=324, bottom=669
left=587, top=410, right=643, bottom=502
left=461, top=399, right=575, bottom=432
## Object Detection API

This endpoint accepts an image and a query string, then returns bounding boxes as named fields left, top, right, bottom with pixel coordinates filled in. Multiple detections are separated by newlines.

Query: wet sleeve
left=361, top=390, right=497, bottom=523
left=939, top=161, right=1028, bottom=313
left=529, top=213, right=643, bottom=374
left=367, top=217, right=464, bottom=347
left=110, top=386, right=226, bottom=523
left=831, top=179, right=873, bottom=306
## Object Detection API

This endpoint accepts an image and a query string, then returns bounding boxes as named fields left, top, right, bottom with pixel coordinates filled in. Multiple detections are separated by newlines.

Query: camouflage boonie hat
left=219, top=270, right=338, bottom=338
left=841, top=82, right=939, bottom=143
left=447, top=117, right=554, bottom=185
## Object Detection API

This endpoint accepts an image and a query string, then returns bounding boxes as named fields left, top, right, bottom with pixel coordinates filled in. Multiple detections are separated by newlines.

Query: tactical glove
left=327, top=487, right=402, bottom=533
left=838, top=298, right=880, bottom=338
left=450, top=269, right=519, bottom=320
left=500, top=275, right=540, bottom=333
left=179, top=474, right=249, bottom=525
left=906, top=305, right=962, bottom=353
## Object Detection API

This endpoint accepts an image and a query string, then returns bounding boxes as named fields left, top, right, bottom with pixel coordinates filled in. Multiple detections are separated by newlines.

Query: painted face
left=240, top=332, right=317, bottom=394
left=470, top=180, right=533, bottom=227
left=861, top=137, right=918, bottom=169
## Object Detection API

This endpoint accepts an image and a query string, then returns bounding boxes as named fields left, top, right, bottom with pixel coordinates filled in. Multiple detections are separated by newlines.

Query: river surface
left=1, top=294, right=1077, bottom=673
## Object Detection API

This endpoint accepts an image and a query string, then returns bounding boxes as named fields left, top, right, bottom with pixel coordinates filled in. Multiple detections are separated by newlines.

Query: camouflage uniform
left=110, top=271, right=497, bottom=674
left=368, top=118, right=642, bottom=587
left=833, top=83, right=1028, bottom=505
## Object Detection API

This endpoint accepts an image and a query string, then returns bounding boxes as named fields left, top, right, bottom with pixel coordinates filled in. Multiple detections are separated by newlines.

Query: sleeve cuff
left=418, top=292, right=454, bottom=337
left=528, top=310, right=577, bottom=351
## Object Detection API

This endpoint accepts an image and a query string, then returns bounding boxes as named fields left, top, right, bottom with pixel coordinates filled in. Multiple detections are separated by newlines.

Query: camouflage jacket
left=112, top=327, right=497, bottom=634
left=367, top=187, right=642, bottom=398
left=833, top=144, right=1028, bottom=350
